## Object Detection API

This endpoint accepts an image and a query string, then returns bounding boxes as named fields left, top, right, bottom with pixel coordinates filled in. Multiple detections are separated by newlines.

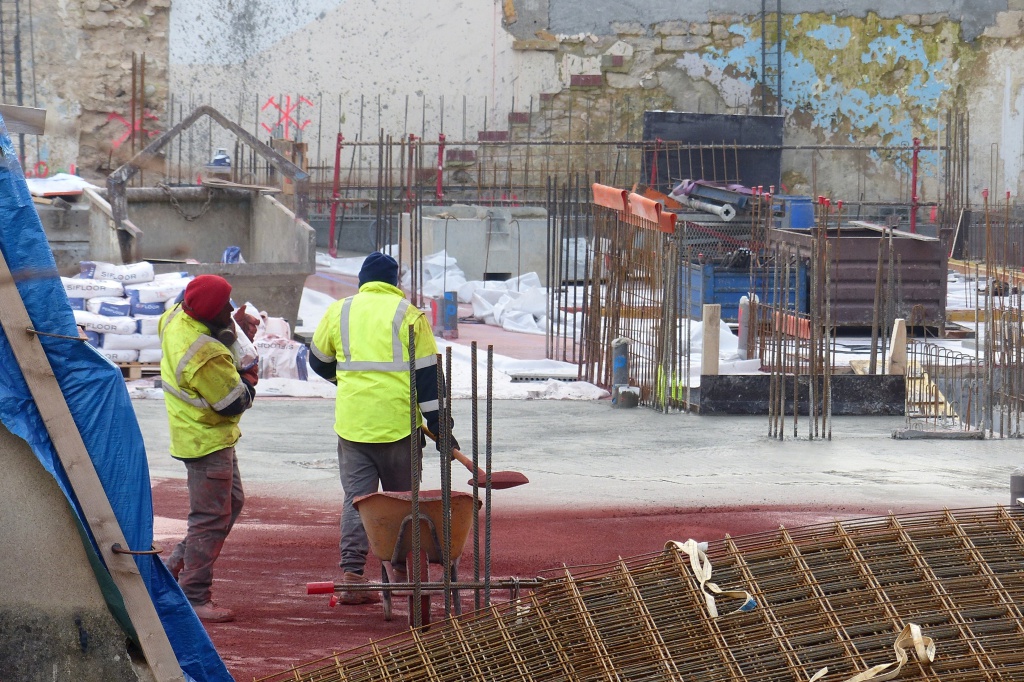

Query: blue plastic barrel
left=778, top=195, right=815, bottom=229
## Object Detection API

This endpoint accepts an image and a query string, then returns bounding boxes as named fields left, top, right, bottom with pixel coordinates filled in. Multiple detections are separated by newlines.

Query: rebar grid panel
left=905, top=341, right=982, bottom=431
left=577, top=184, right=686, bottom=410
left=261, top=507, right=1024, bottom=682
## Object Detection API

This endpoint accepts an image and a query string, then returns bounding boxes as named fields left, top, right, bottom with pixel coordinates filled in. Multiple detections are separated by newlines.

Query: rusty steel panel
left=771, top=223, right=947, bottom=328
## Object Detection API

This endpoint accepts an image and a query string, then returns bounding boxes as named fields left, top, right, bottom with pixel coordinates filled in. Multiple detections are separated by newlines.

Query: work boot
left=339, top=571, right=381, bottom=605
left=191, top=600, right=235, bottom=623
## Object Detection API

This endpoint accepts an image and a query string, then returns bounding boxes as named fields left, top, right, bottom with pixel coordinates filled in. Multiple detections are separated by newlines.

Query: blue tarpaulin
left=0, top=118, right=232, bottom=681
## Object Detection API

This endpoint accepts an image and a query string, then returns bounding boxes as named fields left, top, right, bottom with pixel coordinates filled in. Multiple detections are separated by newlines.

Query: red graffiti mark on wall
left=107, top=110, right=160, bottom=150
left=261, top=95, right=314, bottom=140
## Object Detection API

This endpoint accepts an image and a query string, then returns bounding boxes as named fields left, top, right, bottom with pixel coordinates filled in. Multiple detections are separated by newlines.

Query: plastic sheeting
left=0, top=121, right=231, bottom=679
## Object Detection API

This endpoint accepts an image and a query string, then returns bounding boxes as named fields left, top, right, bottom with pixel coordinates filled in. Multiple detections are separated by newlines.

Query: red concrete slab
left=152, top=479, right=902, bottom=681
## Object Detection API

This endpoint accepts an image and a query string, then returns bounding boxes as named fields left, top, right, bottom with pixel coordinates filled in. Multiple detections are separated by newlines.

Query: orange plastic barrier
left=627, top=191, right=662, bottom=224
left=773, top=311, right=811, bottom=339
left=591, top=183, right=628, bottom=212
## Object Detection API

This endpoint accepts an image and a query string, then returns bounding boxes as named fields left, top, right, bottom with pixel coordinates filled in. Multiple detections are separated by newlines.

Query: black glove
left=426, top=416, right=459, bottom=452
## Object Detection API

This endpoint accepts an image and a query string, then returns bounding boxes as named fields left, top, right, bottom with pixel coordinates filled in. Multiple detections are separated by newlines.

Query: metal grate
left=260, top=506, right=1024, bottom=681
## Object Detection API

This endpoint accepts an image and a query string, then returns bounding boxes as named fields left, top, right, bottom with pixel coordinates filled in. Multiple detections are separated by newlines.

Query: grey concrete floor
left=134, top=398, right=1022, bottom=512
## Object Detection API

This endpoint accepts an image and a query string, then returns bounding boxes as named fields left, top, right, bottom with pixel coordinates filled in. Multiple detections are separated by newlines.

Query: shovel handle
left=421, top=426, right=485, bottom=480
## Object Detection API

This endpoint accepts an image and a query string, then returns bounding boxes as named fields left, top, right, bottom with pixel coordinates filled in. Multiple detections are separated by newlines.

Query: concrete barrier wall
left=250, top=194, right=316, bottom=266
left=124, top=192, right=251, bottom=264
left=0, top=422, right=142, bottom=681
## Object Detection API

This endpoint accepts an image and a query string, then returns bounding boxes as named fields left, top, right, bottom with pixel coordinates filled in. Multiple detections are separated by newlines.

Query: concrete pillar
left=701, top=304, right=721, bottom=376
left=885, top=318, right=907, bottom=375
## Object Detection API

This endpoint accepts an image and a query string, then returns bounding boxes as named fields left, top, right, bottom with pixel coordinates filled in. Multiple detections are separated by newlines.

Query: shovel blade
left=468, top=471, right=529, bottom=490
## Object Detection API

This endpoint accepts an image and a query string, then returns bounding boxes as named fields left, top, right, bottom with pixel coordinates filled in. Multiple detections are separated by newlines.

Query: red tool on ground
left=421, top=426, right=528, bottom=489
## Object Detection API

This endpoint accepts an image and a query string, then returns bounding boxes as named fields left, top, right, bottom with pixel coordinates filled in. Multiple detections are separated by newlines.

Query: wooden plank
left=0, top=249, right=184, bottom=682
left=0, top=103, right=46, bottom=135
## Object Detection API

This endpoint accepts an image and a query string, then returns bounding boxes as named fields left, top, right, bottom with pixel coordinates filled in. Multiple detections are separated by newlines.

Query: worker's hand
left=434, top=434, right=460, bottom=453
left=233, top=308, right=260, bottom=342
left=240, top=364, right=259, bottom=387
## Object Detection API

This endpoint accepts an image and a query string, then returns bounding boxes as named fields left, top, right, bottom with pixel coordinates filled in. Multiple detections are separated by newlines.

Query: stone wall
left=30, top=0, right=170, bottom=180
left=25, top=2, right=1024, bottom=200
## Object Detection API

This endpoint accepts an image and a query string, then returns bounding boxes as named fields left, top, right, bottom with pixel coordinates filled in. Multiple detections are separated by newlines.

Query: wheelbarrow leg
left=380, top=562, right=393, bottom=622
left=407, top=549, right=431, bottom=629
left=449, top=560, right=462, bottom=616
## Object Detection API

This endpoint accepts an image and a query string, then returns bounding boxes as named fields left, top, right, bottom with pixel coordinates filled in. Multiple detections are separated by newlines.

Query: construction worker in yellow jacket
left=159, top=274, right=258, bottom=623
left=309, top=252, right=456, bottom=604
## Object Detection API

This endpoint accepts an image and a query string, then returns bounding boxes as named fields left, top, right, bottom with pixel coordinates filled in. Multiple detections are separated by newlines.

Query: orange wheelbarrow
left=354, top=489, right=480, bottom=626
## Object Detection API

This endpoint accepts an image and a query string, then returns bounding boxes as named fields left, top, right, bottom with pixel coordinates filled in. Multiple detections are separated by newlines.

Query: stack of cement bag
left=63, top=261, right=191, bottom=365
left=64, top=261, right=312, bottom=381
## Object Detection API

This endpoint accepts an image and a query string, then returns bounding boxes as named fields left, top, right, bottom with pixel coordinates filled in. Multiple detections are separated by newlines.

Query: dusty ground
left=151, top=480, right=902, bottom=681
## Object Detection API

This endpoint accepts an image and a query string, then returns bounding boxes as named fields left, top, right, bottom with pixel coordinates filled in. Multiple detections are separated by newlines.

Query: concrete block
left=513, top=39, right=559, bottom=51
left=712, top=24, right=730, bottom=41
left=654, top=20, right=689, bottom=36
left=698, top=374, right=906, bottom=416
left=570, top=74, right=603, bottom=88
left=610, top=21, right=647, bottom=35
left=478, top=130, right=510, bottom=142
left=983, top=11, right=1024, bottom=38
left=662, top=35, right=711, bottom=52
left=690, top=22, right=713, bottom=37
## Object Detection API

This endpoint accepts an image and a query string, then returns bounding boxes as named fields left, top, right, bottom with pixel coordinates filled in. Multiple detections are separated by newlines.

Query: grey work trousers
left=167, top=446, right=244, bottom=604
left=338, top=435, right=418, bottom=575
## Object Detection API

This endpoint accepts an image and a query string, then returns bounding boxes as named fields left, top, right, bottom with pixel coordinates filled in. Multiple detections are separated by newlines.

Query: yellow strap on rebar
left=810, top=623, right=934, bottom=682
left=667, top=540, right=757, bottom=618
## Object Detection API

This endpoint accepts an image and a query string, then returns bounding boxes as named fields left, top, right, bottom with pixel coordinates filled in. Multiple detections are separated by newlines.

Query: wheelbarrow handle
left=421, top=426, right=484, bottom=480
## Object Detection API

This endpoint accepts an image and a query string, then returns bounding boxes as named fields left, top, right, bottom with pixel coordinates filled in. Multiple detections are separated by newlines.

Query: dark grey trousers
left=338, top=435, right=418, bottom=574
left=167, top=446, right=244, bottom=604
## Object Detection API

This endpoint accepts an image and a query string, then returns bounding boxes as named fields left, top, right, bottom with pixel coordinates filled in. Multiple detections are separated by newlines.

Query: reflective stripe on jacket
left=158, top=304, right=246, bottom=458
left=310, top=281, right=438, bottom=442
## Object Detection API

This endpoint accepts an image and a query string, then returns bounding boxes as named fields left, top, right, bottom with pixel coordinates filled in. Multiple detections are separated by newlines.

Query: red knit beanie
left=183, top=275, right=232, bottom=322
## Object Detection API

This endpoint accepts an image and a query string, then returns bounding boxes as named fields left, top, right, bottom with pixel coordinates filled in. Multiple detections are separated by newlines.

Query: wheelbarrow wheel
left=381, top=563, right=392, bottom=622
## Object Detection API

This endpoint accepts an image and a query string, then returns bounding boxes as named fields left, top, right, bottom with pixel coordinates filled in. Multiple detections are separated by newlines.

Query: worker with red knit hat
left=158, top=274, right=258, bottom=623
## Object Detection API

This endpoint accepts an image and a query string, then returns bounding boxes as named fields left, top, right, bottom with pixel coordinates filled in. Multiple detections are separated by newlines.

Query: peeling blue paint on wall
left=680, top=20, right=949, bottom=171
left=807, top=24, right=851, bottom=50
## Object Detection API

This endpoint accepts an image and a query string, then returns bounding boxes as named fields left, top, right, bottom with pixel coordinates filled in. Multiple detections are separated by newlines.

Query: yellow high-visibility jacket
left=158, top=304, right=249, bottom=458
left=310, top=281, right=438, bottom=442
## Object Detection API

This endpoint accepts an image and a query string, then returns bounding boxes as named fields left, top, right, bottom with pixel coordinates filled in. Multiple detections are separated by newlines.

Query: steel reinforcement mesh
left=260, top=507, right=1024, bottom=681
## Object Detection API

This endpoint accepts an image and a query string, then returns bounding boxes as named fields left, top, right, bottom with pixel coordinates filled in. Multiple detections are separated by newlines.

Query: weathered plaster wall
left=24, top=1, right=1024, bottom=200
left=168, top=0, right=560, bottom=147
left=30, top=0, right=170, bottom=180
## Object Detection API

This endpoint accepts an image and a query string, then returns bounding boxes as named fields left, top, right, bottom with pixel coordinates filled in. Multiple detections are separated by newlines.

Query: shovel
left=421, top=426, right=529, bottom=489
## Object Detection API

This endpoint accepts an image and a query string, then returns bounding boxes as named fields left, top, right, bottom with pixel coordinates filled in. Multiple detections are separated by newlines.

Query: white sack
left=98, top=349, right=139, bottom=363
left=255, top=338, right=309, bottom=380
left=101, top=333, right=161, bottom=351
left=86, top=297, right=132, bottom=317
left=135, top=316, right=161, bottom=335
left=74, top=310, right=138, bottom=335
left=62, top=277, right=124, bottom=299
left=138, top=348, right=163, bottom=364
left=125, top=278, right=190, bottom=304
left=80, top=260, right=155, bottom=284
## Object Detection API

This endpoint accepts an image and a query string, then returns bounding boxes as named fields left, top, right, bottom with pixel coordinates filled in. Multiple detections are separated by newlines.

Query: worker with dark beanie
left=158, top=274, right=257, bottom=623
left=310, top=251, right=458, bottom=603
